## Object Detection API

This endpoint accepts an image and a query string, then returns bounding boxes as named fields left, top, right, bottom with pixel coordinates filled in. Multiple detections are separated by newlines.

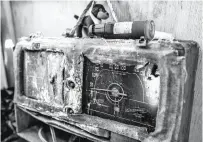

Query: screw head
left=67, top=80, right=75, bottom=89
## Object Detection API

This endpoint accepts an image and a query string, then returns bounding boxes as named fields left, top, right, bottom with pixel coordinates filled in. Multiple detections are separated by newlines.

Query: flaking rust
left=14, top=37, right=199, bottom=142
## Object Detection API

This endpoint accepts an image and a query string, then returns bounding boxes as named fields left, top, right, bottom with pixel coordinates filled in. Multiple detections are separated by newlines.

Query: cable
left=50, top=126, right=57, bottom=142
left=38, top=126, right=48, bottom=142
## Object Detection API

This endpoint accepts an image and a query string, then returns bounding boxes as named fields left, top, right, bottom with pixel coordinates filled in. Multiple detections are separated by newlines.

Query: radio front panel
left=14, top=38, right=199, bottom=142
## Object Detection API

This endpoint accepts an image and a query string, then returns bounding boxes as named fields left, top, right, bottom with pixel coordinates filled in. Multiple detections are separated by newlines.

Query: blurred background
left=1, top=1, right=202, bottom=142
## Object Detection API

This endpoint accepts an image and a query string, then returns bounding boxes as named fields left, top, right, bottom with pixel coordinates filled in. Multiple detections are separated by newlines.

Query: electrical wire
left=38, top=126, right=48, bottom=142
left=50, top=126, right=57, bottom=142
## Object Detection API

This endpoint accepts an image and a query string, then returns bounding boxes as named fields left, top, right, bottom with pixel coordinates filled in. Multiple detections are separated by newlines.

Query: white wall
left=11, top=1, right=114, bottom=38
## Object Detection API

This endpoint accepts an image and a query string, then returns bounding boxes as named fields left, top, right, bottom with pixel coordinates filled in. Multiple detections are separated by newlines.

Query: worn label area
left=113, top=22, right=133, bottom=34
left=24, top=51, right=64, bottom=105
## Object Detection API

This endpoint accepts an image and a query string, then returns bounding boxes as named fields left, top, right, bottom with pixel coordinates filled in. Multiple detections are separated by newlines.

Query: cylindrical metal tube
left=89, top=20, right=155, bottom=40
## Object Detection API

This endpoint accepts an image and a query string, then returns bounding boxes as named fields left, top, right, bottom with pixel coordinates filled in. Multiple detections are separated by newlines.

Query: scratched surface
left=24, top=51, right=64, bottom=106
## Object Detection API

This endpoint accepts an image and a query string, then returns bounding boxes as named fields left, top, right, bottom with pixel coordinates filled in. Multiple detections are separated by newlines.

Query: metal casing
left=14, top=37, right=199, bottom=142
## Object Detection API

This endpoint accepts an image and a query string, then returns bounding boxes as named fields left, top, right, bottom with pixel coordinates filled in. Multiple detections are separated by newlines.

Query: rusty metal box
left=14, top=37, right=199, bottom=142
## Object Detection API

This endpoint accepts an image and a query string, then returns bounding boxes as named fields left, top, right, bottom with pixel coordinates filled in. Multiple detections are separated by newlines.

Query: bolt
left=67, top=80, right=75, bottom=89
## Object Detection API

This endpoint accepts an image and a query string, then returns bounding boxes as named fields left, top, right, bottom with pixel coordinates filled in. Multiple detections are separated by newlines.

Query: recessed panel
left=83, top=57, right=159, bottom=132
